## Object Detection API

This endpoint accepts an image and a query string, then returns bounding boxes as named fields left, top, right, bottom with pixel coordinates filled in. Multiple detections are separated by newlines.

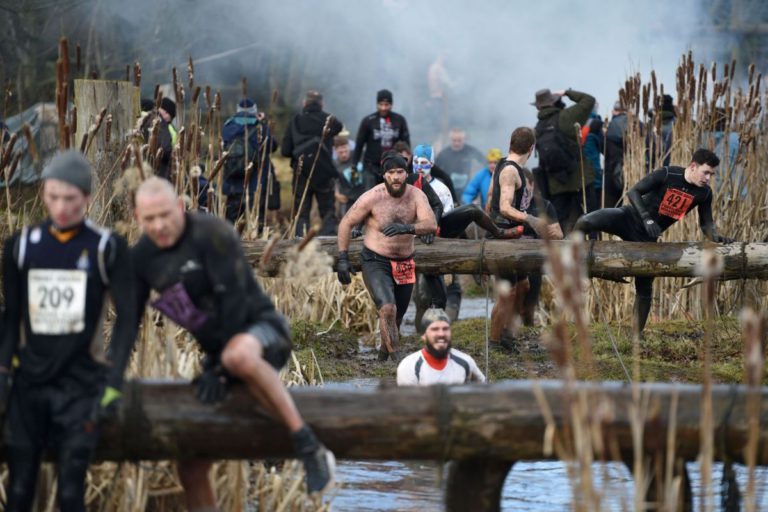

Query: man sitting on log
left=397, top=308, right=485, bottom=385
left=336, top=150, right=437, bottom=362
left=132, top=177, right=335, bottom=511
left=574, top=148, right=733, bottom=336
left=488, top=127, right=561, bottom=352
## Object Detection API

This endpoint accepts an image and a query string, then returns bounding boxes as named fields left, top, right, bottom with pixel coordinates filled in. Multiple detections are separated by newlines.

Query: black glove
left=0, top=371, right=11, bottom=417
left=337, top=251, right=355, bottom=285
left=194, top=354, right=230, bottom=404
left=712, top=234, right=735, bottom=244
left=419, top=233, right=435, bottom=244
left=642, top=218, right=662, bottom=239
left=350, top=225, right=363, bottom=239
left=92, top=384, right=122, bottom=423
left=382, top=223, right=416, bottom=237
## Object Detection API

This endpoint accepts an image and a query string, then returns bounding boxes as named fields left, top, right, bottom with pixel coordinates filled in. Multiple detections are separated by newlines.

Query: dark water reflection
left=331, top=459, right=767, bottom=511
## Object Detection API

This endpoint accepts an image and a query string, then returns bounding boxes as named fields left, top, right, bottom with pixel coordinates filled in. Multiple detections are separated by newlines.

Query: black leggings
left=574, top=207, right=654, bottom=331
left=361, top=246, right=414, bottom=325
left=5, top=380, right=99, bottom=512
left=439, top=204, right=501, bottom=238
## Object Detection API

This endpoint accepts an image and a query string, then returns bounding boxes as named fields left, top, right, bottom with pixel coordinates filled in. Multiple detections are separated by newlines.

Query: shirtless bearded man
left=337, top=150, right=437, bottom=361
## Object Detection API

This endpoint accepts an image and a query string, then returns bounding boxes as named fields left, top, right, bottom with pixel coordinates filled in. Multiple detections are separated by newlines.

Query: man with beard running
left=337, top=151, right=437, bottom=362
left=574, top=148, right=733, bottom=337
left=396, top=308, right=485, bottom=386
left=132, top=178, right=335, bottom=511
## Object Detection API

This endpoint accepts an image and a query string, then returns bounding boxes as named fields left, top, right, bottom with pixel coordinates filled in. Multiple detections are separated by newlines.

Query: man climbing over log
left=337, top=150, right=437, bottom=362
left=132, top=177, right=335, bottom=511
left=397, top=308, right=485, bottom=385
left=574, top=148, right=733, bottom=337
left=0, top=151, right=137, bottom=512
left=488, top=127, right=561, bottom=352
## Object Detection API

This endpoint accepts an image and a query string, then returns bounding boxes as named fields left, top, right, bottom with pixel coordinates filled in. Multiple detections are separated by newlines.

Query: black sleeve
left=203, top=223, right=269, bottom=340
left=352, top=118, right=367, bottom=166
left=628, top=168, right=667, bottom=220
left=280, top=117, right=294, bottom=158
left=697, top=190, right=716, bottom=239
left=158, top=122, right=173, bottom=164
left=328, top=114, right=343, bottom=138
left=400, top=116, right=411, bottom=147
left=0, top=234, right=20, bottom=371
left=105, top=235, right=139, bottom=389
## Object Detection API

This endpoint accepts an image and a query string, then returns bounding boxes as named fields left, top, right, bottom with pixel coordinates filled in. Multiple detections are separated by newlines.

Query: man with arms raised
left=397, top=308, right=485, bottom=386
left=337, top=150, right=437, bottom=362
left=132, top=178, right=334, bottom=512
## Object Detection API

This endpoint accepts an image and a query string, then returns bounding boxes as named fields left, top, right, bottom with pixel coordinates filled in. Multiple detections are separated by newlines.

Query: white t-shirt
left=428, top=176, right=454, bottom=213
left=397, top=348, right=485, bottom=386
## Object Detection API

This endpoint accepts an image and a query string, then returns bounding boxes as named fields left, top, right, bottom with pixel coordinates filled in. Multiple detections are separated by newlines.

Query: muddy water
left=327, top=378, right=768, bottom=511
left=328, top=298, right=768, bottom=511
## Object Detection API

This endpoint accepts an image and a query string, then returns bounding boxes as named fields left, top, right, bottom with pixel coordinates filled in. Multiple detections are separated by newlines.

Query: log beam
left=69, top=380, right=768, bottom=464
left=246, top=238, right=768, bottom=280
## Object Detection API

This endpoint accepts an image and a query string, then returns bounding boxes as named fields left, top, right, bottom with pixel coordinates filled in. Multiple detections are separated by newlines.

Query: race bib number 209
left=28, top=269, right=87, bottom=335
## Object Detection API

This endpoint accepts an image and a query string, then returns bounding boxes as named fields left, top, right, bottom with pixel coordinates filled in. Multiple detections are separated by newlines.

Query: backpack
left=534, top=112, right=578, bottom=184
left=223, top=136, right=255, bottom=181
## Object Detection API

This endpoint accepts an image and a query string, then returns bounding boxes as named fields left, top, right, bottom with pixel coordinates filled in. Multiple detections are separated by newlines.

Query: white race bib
left=28, top=269, right=87, bottom=335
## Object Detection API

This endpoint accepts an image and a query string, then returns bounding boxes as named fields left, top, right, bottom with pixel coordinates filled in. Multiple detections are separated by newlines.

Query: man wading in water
left=337, top=150, right=437, bottom=361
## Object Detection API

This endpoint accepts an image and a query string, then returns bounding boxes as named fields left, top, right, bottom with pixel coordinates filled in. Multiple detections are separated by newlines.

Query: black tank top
left=489, top=159, right=526, bottom=226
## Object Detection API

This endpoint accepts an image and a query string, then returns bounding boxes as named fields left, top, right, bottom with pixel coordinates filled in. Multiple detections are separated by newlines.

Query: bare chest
left=370, top=196, right=418, bottom=225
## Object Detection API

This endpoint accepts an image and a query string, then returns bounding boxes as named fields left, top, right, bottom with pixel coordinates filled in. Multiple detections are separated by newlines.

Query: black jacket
left=353, top=112, right=410, bottom=168
left=281, top=102, right=343, bottom=186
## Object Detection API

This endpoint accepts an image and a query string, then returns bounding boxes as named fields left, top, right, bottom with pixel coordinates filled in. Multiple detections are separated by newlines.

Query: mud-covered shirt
left=133, top=213, right=282, bottom=354
left=0, top=219, right=136, bottom=388
left=489, top=159, right=530, bottom=228
left=628, top=166, right=714, bottom=234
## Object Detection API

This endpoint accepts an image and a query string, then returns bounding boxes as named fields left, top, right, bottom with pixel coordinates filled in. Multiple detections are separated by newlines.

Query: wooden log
left=245, top=238, right=768, bottom=280
left=78, top=380, right=768, bottom=464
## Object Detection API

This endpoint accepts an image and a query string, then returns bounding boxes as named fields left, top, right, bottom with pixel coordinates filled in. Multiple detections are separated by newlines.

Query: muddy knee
left=379, top=303, right=397, bottom=321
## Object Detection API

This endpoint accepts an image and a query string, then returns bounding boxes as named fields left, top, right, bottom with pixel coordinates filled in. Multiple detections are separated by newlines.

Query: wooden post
left=73, top=79, right=139, bottom=221
left=445, top=459, right=515, bottom=512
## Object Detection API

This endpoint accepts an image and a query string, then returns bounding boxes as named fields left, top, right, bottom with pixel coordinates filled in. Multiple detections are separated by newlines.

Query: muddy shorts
left=361, top=246, right=415, bottom=324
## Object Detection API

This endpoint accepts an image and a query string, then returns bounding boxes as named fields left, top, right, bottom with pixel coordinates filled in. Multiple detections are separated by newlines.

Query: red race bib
left=658, top=188, right=694, bottom=220
left=391, top=259, right=416, bottom=285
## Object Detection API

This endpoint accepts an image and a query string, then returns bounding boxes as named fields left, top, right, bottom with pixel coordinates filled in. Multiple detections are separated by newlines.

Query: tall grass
left=585, top=51, right=768, bottom=327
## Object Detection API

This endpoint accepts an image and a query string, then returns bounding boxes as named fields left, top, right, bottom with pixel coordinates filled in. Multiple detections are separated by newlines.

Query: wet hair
left=691, top=148, right=719, bottom=168
left=509, top=127, right=536, bottom=154
left=333, top=135, right=349, bottom=147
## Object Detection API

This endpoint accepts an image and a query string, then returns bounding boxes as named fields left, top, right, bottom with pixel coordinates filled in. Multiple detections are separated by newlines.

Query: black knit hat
left=380, top=150, right=407, bottom=173
left=160, top=97, right=176, bottom=119
left=376, top=89, right=393, bottom=104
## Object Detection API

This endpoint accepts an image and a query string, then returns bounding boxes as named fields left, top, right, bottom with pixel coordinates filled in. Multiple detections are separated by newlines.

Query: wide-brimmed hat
left=531, top=88, right=562, bottom=108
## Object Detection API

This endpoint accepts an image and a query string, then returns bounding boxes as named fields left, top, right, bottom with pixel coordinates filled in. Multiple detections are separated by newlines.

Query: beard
left=425, top=339, right=451, bottom=359
left=384, top=179, right=406, bottom=198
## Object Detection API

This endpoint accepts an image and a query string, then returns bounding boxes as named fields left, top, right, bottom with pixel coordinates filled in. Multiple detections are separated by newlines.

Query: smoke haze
left=35, top=0, right=717, bottom=150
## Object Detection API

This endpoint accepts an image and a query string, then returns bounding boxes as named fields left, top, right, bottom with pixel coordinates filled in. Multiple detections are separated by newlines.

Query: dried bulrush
left=740, top=308, right=765, bottom=512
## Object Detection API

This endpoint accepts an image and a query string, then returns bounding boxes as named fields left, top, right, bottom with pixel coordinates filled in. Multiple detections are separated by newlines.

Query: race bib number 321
left=659, top=188, right=694, bottom=220
left=28, top=269, right=87, bottom=335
